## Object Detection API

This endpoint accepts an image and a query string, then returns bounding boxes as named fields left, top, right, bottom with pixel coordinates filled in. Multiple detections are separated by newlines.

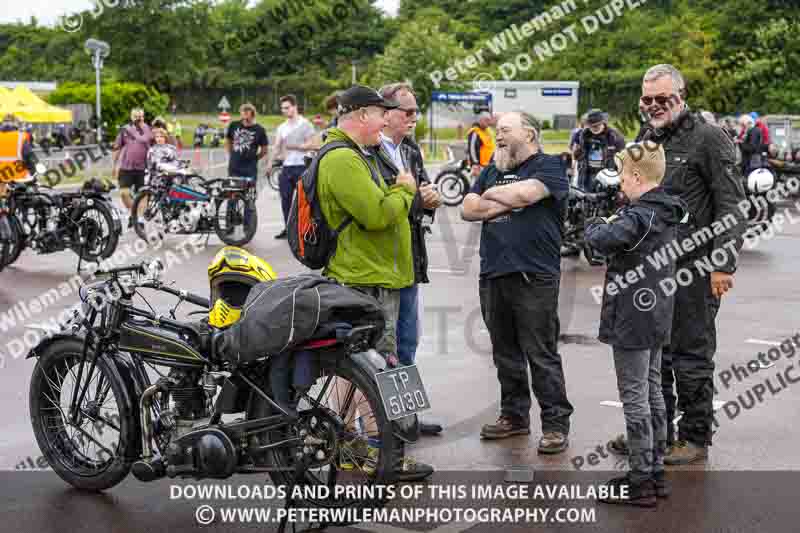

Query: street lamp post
left=84, top=39, right=110, bottom=144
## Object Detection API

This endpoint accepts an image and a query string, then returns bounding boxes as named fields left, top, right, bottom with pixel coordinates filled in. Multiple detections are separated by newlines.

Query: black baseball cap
left=337, top=85, right=399, bottom=115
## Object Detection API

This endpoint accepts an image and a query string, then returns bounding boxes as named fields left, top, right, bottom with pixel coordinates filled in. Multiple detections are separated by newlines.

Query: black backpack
left=287, top=140, right=380, bottom=270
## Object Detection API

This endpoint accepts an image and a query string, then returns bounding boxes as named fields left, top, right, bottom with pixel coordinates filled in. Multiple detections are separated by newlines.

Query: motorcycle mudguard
left=27, top=334, right=142, bottom=460
left=349, top=349, right=420, bottom=444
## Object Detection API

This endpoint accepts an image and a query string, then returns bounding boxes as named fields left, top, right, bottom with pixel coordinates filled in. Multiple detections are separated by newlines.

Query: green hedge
left=47, top=82, right=169, bottom=139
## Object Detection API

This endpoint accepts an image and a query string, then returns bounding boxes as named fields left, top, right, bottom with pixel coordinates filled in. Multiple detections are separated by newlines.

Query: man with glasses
left=366, top=82, right=443, bottom=436
left=268, top=95, right=315, bottom=239
left=609, top=64, right=746, bottom=465
left=574, top=108, right=625, bottom=192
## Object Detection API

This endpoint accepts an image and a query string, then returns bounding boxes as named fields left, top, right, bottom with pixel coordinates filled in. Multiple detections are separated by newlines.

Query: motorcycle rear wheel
left=249, top=356, right=397, bottom=519
left=72, top=203, right=119, bottom=260
left=29, top=338, right=137, bottom=491
left=1, top=214, right=25, bottom=267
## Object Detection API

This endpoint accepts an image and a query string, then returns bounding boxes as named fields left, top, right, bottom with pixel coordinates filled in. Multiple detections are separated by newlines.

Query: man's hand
left=711, top=271, right=734, bottom=298
left=420, top=183, right=441, bottom=209
left=470, top=164, right=482, bottom=177
left=396, top=171, right=417, bottom=193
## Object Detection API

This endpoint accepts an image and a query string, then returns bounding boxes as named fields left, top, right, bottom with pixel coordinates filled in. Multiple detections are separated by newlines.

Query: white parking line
left=746, top=338, right=781, bottom=346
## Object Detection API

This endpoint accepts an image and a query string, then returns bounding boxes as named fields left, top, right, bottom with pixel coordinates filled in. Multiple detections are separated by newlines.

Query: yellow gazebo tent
left=0, top=85, right=72, bottom=123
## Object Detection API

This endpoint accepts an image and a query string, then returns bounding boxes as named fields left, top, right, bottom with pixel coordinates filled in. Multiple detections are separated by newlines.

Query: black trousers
left=662, top=267, right=720, bottom=446
left=479, top=272, right=573, bottom=434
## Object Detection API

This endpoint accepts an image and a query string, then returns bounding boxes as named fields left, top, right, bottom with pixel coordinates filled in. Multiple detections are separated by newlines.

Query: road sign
left=219, top=112, right=231, bottom=123
left=218, top=96, right=231, bottom=110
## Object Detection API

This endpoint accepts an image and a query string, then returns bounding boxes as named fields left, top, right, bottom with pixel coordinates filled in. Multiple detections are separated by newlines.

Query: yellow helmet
left=207, top=246, right=277, bottom=328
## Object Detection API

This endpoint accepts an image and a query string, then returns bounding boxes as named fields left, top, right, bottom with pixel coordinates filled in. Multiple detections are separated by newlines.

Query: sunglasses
left=640, top=94, right=679, bottom=107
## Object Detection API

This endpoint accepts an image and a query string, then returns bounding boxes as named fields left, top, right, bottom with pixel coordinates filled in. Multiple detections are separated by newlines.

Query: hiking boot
left=394, top=456, right=434, bottom=482
left=653, top=470, right=670, bottom=499
left=664, top=440, right=708, bottom=465
left=598, top=474, right=657, bottom=507
left=607, top=434, right=629, bottom=456
left=480, top=416, right=530, bottom=440
left=538, top=431, right=569, bottom=454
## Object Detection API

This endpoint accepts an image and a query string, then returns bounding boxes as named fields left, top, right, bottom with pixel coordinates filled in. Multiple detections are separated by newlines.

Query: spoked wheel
left=132, top=191, right=167, bottom=242
left=29, top=338, right=136, bottom=490
left=73, top=204, right=118, bottom=260
left=252, top=357, right=397, bottom=519
left=435, top=171, right=469, bottom=206
left=215, top=194, right=258, bottom=246
left=268, top=167, right=281, bottom=191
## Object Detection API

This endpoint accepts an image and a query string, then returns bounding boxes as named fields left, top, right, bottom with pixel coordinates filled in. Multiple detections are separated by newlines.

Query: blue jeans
left=279, top=165, right=306, bottom=223
left=397, top=285, right=419, bottom=366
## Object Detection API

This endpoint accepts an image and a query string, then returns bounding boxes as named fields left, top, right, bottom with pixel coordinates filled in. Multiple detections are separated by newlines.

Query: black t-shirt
left=226, top=121, right=268, bottom=177
left=470, top=152, right=568, bottom=278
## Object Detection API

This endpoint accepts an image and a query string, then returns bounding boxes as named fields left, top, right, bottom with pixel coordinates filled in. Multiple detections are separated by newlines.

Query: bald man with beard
left=462, top=111, right=574, bottom=454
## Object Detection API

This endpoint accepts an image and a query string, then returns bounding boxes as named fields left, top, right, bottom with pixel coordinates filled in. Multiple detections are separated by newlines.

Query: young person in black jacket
left=586, top=141, right=687, bottom=507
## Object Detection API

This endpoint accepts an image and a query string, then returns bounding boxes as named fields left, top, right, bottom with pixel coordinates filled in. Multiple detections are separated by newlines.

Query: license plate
left=374, top=365, right=431, bottom=421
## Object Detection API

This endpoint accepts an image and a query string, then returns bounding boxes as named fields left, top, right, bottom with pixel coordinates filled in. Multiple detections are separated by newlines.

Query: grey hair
left=378, top=82, right=415, bottom=100
left=643, top=64, right=686, bottom=96
left=517, top=111, right=541, bottom=142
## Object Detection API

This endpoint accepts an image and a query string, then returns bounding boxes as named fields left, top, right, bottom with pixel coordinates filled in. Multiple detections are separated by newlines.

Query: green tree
left=365, top=8, right=469, bottom=109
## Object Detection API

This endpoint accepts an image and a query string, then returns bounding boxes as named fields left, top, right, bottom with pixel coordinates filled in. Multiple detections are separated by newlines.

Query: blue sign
left=431, top=92, right=492, bottom=104
left=541, top=88, right=573, bottom=97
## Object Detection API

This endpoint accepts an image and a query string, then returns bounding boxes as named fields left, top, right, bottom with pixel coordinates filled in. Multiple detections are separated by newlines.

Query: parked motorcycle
left=0, top=165, right=122, bottom=271
left=434, top=147, right=471, bottom=206
left=268, top=158, right=283, bottom=191
left=561, top=169, right=625, bottom=266
left=26, top=259, right=410, bottom=528
left=131, top=160, right=258, bottom=246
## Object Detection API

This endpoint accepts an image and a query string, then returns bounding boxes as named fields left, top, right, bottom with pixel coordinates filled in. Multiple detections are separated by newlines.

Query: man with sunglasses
left=366, top=82, right=443, bottom=437
left=609, top=64, right=746, bottom=465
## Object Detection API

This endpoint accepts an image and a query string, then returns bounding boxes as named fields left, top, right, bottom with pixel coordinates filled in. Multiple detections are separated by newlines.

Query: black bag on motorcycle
left=223, top=273, right=385, bottom=362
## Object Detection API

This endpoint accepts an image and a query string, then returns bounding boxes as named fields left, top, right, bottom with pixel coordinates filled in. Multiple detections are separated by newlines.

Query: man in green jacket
left=317, top=85, right=433, bottom=481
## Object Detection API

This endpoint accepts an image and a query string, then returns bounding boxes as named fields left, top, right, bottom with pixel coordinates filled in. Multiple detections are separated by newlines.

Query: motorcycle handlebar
left=140, top=281, right=210, bottom=308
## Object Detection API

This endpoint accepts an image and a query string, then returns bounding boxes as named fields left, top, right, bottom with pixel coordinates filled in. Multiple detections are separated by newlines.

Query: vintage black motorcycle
left=561, top=169, right=626, bottom=266
left=0, top=165, right=122, bottom=271
left=131, top=161, right=258, bottom=246
left=26, top=260, right=421, bottom=528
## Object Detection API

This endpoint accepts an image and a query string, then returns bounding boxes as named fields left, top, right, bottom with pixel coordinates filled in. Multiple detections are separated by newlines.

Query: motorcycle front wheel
left=215, top=195, right=258, bottom=246
left=29, top=337, right=137, bottom=491
left=268, top=167, right=281, bottom=191
left=1, top=214, right=25, bottom=267
left=435, top=171, right=469, bottom=206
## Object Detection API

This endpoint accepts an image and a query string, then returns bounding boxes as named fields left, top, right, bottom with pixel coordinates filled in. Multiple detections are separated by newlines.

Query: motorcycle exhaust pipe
left=140, top=382, right=166, bottom=459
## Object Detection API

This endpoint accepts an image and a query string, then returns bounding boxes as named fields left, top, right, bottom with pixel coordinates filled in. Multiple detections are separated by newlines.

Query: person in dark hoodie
left=586, top=141, right=687, bottom=507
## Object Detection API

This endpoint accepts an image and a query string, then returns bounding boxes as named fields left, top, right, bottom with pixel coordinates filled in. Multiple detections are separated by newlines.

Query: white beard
left=495, top=144, right=524, bottom=172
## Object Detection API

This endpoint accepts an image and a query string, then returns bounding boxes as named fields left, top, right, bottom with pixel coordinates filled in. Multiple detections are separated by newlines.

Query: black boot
left=598, top=474, right=657, bottom=507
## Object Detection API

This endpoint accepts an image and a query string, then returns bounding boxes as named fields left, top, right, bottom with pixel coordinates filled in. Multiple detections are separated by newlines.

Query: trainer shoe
left=598, top=474, right=657, bottom=507
left=664, top=440, right=707, bottom=465
left=275, top=229, right=288, bottom=239
left=480, top=416, right=530, bottom=440
left=538, top=431, right=569, bottom=454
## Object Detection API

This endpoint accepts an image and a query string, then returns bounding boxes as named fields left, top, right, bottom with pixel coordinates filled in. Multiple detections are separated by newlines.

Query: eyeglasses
left=640, top=94, right=678, bottom=107
left=396, top=107, right=420, bottom=119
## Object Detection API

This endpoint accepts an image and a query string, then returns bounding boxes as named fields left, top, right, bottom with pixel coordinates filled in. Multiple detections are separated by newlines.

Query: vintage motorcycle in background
left=561, top=169, right=625, bottom=266
left=0, top=164, right=122, bottom=271
left=131, top=160, right=258, bottom=246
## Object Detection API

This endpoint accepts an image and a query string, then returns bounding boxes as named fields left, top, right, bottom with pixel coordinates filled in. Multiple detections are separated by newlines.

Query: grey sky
left=0, top=0, right=399, bottom=26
